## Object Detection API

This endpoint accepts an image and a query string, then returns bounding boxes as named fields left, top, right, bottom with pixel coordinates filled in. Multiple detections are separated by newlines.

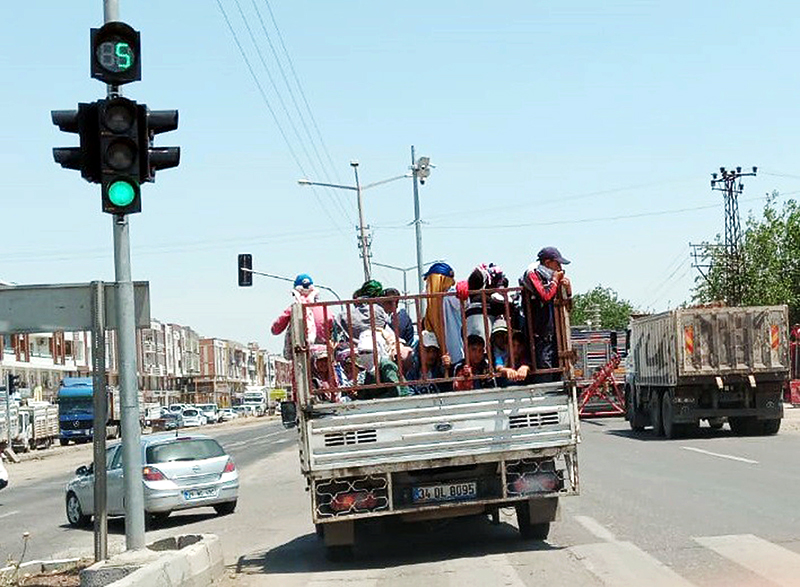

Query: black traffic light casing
left=99, top=97, right=142, bottom=214
left=51, top=101, right=101, bottom=183
left=238, top=254, right=253, bottom=287
left=91, top=22, right=141, bottom=85
left=7, top=374, right=20, bottom=395
left=139, top=108, right=180, bottom=183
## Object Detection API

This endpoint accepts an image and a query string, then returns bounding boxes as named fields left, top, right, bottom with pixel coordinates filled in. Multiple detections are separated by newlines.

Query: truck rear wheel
left=650, top=391, right=664, bottom=437
left=760, top=419, right=781, bottom=435
left=730, top=416, right=759, bottom=436
left=626, top=389, right=646, bottom=432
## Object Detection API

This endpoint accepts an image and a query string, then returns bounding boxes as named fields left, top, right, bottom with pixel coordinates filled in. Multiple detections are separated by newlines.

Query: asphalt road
left=0, top=417, right=294, bottom=565
left=5, top=410, right=800, bottom=586
left=227, top=411, right=800, bottom=587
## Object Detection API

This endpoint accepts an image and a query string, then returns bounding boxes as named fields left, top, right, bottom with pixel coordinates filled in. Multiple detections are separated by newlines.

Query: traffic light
left=91, top=22, right=141, bottom=86
left=99, top=97, right=142, bottom=215
left=7, top=374, right=20, bottom=395
left=140, top=108, right=180, bottom=183
left=238, top=254, right=253, bottom=287
left=51, top=101, right=101, bottom=183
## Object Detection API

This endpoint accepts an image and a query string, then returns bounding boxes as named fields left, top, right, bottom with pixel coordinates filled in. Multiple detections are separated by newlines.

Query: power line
left=263, top=0, right=344, bottom=186
left=213, top=0, right=347, bottom=233
left=250, top=0, right=351, bottom=220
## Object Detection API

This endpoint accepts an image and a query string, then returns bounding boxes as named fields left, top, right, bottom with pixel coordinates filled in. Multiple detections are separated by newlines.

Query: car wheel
left=214, top=500, right=237, bottom=516
left=760, top=419, right=781, bottom=435
left=59, top=439, right=69, bottom=447
left=66, top=492, right=91, bottom=527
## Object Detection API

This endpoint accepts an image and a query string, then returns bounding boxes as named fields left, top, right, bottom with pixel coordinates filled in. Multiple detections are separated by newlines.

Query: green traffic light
left=108, top=180, right=136, bottom=206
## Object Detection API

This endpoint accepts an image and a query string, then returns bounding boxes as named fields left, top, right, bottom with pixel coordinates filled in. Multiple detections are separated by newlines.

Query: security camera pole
left=410, top=147, right=432, bottom=295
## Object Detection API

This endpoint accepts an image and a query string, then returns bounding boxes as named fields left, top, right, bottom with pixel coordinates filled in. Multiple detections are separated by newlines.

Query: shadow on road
left=235, top=514, right=560, bottom=576
left=61, top=510, right=219, bottom=535
left=605, top=427, right=733, bottom=441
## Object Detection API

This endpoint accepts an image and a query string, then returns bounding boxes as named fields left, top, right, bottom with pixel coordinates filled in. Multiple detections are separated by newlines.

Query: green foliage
left=572, top=285, right=635, bottom=330
left=693, top=194, right=800, bottom=324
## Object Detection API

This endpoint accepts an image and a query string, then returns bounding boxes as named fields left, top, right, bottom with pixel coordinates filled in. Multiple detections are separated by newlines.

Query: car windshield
left=146, top=438, right=225, bottom=464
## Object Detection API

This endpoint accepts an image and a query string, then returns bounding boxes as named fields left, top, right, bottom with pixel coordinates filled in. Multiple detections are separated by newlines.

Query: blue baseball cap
left=537, top=247, right=570, bottom=265
left=294, top=273, right=313, bottom=287
left=423, top=262, right=454, bottom=278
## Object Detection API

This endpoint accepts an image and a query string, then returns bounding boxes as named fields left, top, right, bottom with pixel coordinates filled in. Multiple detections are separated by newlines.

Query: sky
left=3, top=1, right=800, bottom=353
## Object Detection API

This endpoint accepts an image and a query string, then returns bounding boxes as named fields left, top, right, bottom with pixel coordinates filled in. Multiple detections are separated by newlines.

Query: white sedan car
left=65, top=433, right=238, bottom=526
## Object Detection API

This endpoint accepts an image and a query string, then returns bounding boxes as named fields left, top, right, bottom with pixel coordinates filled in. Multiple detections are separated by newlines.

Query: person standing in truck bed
left=520, top=247, right=572, bottom=382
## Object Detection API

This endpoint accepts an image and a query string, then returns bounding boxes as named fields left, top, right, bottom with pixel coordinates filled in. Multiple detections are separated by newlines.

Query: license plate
left=412, top=481, right=477, bottom=504
left=183, top=488, right=218, bottom=501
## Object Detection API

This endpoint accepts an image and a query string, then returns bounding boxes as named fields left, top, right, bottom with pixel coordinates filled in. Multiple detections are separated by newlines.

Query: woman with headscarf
left=422, top=262, right=464, bottom=365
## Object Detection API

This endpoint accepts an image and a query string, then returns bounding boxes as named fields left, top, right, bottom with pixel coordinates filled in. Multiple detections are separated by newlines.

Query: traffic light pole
left=104, top=0, right=146, bottom=552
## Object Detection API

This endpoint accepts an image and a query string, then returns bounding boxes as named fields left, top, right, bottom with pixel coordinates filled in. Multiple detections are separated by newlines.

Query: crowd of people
left=271, top=247, right=573, bottom=403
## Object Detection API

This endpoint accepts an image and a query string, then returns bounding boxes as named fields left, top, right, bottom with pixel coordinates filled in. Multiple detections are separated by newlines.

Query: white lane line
left=694, top=534, right=800, bottom=587
left=0, top=510, right=19, bottom=520
left=224, top=430, right=288, bottom=449
left=681, top=446, right=758, bottom=464
left=483, top=553, right=527, bottom=587
left=571, top=541, right=697, bottom=587
left=575, top=515, right=618, bottom=542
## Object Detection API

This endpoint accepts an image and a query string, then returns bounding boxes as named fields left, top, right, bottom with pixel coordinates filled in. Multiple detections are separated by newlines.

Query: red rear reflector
left=142, top=466, right=166, bottom=481
left=331, top=491, right=377, bottom=512
left=224, top=458, right=236, bottom=473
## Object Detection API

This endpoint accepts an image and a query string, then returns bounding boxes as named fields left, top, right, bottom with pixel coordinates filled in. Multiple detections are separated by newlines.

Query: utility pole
left=351, top=161, right=371, bottom=281
left=410, top=148, right=431, bottom=295
left=710, top=166, right=757, bottom=306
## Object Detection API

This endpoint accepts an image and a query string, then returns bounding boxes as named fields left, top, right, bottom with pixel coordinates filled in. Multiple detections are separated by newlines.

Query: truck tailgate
left=304, top=383, right=576, bottom=474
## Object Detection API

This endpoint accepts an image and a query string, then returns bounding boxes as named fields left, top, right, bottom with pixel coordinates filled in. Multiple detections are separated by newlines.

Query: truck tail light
left=331, top=491, right=378, bottom=513
left=223, top=458, right=236, bottom=473
left=142, top=466, right=166, bottom=481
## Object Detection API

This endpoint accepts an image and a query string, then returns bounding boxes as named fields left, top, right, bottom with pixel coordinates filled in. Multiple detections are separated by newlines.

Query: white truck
left=15, top=402, right=59, bottom=451
left=290, top=286, right=580, bottom=560
left=242, top=387, right=268, bottom=416
left=625, top=304, right=788, bottom=438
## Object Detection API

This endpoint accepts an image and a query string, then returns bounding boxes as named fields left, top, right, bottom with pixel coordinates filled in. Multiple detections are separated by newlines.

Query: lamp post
left=410, top=147, right=432, bottom=295
left=298, top=163, right=412, bottom=282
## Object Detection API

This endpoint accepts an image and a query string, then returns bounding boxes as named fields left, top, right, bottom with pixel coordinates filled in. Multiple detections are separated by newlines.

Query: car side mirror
left=76, top=465, right=90, bottom=476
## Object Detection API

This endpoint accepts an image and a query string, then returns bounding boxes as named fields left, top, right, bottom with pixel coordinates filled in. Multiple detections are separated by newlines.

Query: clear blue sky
left=3, top=1, right=800, bottom=352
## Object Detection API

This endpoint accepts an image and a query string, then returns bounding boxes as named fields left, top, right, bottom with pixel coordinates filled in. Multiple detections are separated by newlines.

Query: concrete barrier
left=80, top=534, right=224, bottom=587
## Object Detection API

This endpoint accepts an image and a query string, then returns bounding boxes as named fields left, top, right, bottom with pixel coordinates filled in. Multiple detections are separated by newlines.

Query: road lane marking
left=483, top=553, right=527, bottom=587
left=224, top=430, right=288, bottom=448
left=0, top=511, right=19, bottom=520
left=575, top=516, right=618, bottom=542
left=694, top=534, right=800, bottom=587
left=680, top=446, right=758, bottom=464
left=571, top=541, right=697, bottom=587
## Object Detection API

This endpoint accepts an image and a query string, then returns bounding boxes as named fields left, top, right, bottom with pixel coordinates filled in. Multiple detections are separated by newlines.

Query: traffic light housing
left=238, top=254, right=253, bottom=287
left=51, top=101, right=101, bottom=183
left=99, top=97, right=142, bottom=214
left=91, top=22, right=141, bottom=86
left=7, top=374, right=20, bottom=395
left=140, top=108, right=180, bottom=183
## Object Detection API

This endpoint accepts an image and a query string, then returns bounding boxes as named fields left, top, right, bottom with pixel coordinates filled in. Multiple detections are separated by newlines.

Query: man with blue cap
left=520, top=247, right=573, bottom=381
left=272, top=273, right=329, bottom=359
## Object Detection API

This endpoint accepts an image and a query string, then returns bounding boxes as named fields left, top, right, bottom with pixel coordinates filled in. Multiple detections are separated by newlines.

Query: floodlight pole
left=411, top=146, right=424, bottom=295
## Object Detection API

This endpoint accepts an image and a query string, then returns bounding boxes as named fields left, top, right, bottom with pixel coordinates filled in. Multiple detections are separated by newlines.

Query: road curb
left=80, top=534, right=224, bottom=587
left=0, top=557, right=85, bottom=583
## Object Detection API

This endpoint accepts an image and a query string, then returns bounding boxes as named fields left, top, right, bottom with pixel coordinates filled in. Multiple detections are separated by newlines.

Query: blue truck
left=57, top=377, right=121, bottom=446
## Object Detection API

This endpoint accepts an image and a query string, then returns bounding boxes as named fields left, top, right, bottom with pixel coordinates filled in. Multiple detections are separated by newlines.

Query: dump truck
left=625, top=305, right=788, bottom=438
left=290, top=285, right=580, bottom=560
left=57, top=377, right=121, bottom=445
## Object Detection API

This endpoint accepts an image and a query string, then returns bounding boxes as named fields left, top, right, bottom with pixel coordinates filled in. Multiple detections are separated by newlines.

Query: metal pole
left=402, top=270, right=410, bottom=315
left=411, top=146, right=424, bottom=295
left=104, top=0, right=145, bottom=551
left=352, top=163, right=371, bottom=281
left=113, top=216, right=145, bottom=549
left=91, top=281, right=108, bottom=562
left=4, top=375, right=10, bottom=447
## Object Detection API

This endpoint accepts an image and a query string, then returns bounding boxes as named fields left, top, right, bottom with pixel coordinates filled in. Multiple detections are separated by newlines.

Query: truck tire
left=760, top=419, right=781, bottom=435
left=730, top=416, right=759, bottom=436
left=59, top=439, right=69, bottom=447
left=707, top=418, right=725, bottom=430
left=650, top=391, right=664, bottom=437
left=661, top=392, right=678, bottom=439
left=626, top=389, right=646, bottom=432
left=515, top=501, right=551, bottom=540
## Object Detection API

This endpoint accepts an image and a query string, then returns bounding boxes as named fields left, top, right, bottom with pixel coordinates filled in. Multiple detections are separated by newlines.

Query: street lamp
left=410, top=147, right=433, bottom=295
left=373, top=259, right=442, bottom=315
left=298, top=163, right=412, bottom=282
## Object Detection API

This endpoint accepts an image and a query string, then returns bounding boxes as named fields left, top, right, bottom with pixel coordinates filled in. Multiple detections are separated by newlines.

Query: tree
left=571, top=285, right=635, bottom=330
left=693, top=193, right=800, bottom=324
